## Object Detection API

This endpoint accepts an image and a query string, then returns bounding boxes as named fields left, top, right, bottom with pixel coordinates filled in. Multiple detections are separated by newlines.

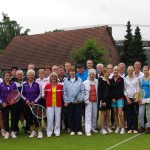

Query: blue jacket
left=63, top=76, right=85, bottom=103
left=21, top=81, right=41, bottom=103
left=0, top=81, right=17, bottom=104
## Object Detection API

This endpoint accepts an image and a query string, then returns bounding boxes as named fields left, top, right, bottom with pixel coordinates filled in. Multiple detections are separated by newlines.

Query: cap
left=77, top=64, right=84, bottom=68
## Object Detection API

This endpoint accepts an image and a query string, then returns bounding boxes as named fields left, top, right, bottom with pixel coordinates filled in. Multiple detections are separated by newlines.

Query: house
left=0, top=25, right=120, bottom=69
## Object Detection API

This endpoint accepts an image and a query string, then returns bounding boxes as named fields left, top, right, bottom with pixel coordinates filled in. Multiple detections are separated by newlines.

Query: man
left=118, top=63, right=127, bottom=79
left=96, top=63, right=103, bottom=79
left=11, top=66, right=18, bottom=82
left=58, top=65, right=66, bottom=85
left=44, top=65, right=51, bottom=79
left=84, top=59, right=94, bottom=80
left=65, top=62, right=71, bottom=78
left=107, top=64, right=113, bottom=79
left=52, top=65, right=59, bottom=74
left=134, top=61, right=144, bottom=78
left=76, top=64, right=87, bottom=82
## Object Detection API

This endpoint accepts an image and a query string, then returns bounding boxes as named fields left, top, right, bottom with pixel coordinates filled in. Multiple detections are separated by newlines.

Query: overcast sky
left=1, top=0, right=150, bottom=40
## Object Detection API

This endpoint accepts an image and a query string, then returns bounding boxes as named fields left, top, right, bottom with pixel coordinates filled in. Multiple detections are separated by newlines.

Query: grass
left=0, top=127, right=150, bottom=150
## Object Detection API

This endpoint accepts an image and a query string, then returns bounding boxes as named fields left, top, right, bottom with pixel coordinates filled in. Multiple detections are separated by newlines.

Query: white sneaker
left=47, top=134, right=52, bottom=138
left=100, top=129, right=107, bottom=134
left=70, top=132, right=75, bottom=135
left=77, top=131, right=82, bottom=136
left=128, top=130, right=132, bottom=134
left=37, top=132, right=43, bottom=139
left=4, top=132, right=10, bottom=139
left=55, top=133, right=60, bottom=137
left=91, top=129, right=98, bottom=133
left=1, top=129, right=6, bottom=137
left=86, top=132, right=92, bottom=136
left=120, top=128, right=125, bottom=134
left=11, top=131, right=17, bottom=138
left=29, top=131, right=36, bottom=138
left=115, top=127, right=120, bottom=133
left=133, top=130, right=138, bottom=134
left=107, top=128, right=113, bottom=133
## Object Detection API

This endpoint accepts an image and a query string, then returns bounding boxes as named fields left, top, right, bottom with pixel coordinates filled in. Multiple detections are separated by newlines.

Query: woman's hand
left=102, top=102, right=106, bottom=107
left=2, top=102, right=7, bottom=108
left=64, top=102, right=68, bottom=107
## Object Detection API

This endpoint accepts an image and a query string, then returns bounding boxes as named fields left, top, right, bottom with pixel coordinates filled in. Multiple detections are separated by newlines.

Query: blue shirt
left=21, top=81, right=41, bottom=103
left=142, top=79, right=150, bottom=98
left=76, top=72, right=87, bottom=82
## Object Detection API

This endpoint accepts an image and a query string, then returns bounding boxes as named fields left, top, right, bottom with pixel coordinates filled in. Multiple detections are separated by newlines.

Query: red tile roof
left=0, top=25, right=120, bottom=69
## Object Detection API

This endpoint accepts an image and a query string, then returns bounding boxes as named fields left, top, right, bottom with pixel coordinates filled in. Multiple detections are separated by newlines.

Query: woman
left=21, top=70, right=42, bottom=138
left=98, top=67, right=112, bottom=134
left=110, top=66, right=125, bottom=134
left=63, top=66, right=84, bottom=136
left=83, top=69, right=98, bottom=136
left=45, top=72, right=63, bottom=137
left=139, top=66, right=150, bottom=133
left=0, top=71, right=18, bottom=139
left=124, top=66, right=140, bottom=133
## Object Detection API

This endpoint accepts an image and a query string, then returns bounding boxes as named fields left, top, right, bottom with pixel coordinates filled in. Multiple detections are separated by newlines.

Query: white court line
left=105, top=133, right=141, bottom=150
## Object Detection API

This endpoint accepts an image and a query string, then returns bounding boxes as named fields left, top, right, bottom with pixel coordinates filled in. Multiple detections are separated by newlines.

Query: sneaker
left=133, top=130, right=138, bottom=134
left=47, top=134, right=51, bottom=138
left=37, top=132, right=43, bottom=139
left=1, top=129, right=6, bottom=137
left=145, top=128, right=150, bottom=134
left=55, top=133, right=60, bottom=137
left=100, top=129, right=107, bottom=134
left=128, top=130, right=132, bottom=134
left=70, top=132, right=75, bottom=135
left=107, top=128, right=113, bottom=133
left=86, top=132, right=92, bottom=136
left=138, top=127, right=145, bottom=133
left=67, top=128, right=70, bottom=133
left=11, top=131, right=17, bottom=138
left=77, top=131, right=83, bottom=136
left=115, top=127, right=120, bottom=133
left=120, top=128, right=125, bottom=134
left=91, top=129, right=98, bottom=133
left=4, top=132, right=10, bottom=139
left=29, top=131, right=36, bottom=138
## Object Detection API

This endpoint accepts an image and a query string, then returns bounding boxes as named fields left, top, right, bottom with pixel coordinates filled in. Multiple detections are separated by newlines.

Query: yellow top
left=52, top=87, right=56, bottom=106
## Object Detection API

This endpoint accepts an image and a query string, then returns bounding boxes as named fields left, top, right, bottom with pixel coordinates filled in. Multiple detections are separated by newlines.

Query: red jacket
left=45, top=83, right=63, bottom=107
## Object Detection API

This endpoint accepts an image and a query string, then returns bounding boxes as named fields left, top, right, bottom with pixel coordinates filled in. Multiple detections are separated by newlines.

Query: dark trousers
left=2, top=104, right=18, bottom=132
left=126, top=102, right=138, bottom=130
left=24, top=105, right=39, bottom=127
left=68, top=103, right=82, bottom=132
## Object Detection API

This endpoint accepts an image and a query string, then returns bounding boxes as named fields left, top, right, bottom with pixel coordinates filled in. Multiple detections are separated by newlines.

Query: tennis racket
left=7, top=90, right=20, bottom=105
left=73, top=89, right=90, bottom=103
left=124, top=89, right=145, bottom=110
left=132, top=89, right=145, bottom=103
left=29, top=104, right=46, bottom=120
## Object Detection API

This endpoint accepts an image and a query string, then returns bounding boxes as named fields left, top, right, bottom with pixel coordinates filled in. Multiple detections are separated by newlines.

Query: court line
left=105, top=133, right=141, bottom=150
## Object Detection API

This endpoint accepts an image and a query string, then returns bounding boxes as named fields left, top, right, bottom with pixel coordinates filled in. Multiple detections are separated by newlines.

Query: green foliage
left=122, top=21, right=133, bottom=65
left=122, top=21, right=147, bottom=66
left=70, top=38, right=105, bottom=67
left=45, top=29, right=64, bottom=33
left=0, top=12, right=30, bottom=51
left=132, top=26, right=147, bottom=65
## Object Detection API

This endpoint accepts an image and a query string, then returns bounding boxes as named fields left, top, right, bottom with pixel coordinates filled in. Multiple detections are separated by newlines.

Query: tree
left=0, top=12, right=30, bottom=52
left=132, top=26, right=147, bottom=65
left=122, top=21, right=133, bottom=66
left=70, top=38, right=105, bottom=67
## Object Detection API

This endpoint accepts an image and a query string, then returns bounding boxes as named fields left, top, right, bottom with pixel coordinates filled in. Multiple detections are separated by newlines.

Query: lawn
left=0, top=128, right=150, bottom=150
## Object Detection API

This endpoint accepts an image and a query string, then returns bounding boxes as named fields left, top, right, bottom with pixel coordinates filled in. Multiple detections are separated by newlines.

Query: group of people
left=0, top=60, right=150, bottom=140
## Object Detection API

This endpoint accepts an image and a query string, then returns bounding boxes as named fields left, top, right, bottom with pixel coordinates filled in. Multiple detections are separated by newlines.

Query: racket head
left=73, top=89, right=85, bottom=103
left=31, top=104, right=46, bottom=119
left=7, top=90, right=20, bottom=105
left=139, top=89, right=145, bottom=99
left=133, top=89, right=145, bottom=102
